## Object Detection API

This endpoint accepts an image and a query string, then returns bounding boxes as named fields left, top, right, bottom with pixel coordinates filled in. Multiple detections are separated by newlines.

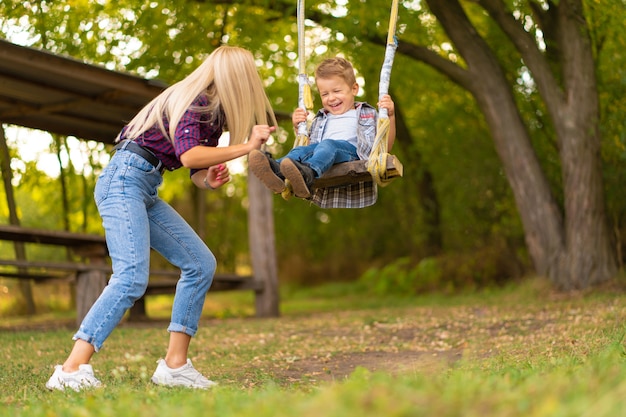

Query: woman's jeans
left=74, top=149, right=215, bottom=351
left=280, top=139, right=358, bottom=177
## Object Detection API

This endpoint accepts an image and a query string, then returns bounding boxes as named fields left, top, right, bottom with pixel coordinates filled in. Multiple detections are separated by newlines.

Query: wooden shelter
left=0, top=39, right=279, bottom=319
left=0, top=39, right=166, bottom=143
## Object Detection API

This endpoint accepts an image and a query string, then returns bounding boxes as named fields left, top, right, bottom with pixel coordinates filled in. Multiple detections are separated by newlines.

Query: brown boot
left=280, top=158, right=315, bottom=199
left=248, top=150, right=286, bottom=193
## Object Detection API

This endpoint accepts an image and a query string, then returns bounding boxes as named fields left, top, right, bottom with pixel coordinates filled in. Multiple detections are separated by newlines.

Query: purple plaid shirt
left=118, top=94, right=223, bottom=174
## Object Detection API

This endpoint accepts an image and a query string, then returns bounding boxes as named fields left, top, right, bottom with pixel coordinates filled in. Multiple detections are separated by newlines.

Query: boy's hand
left=378, top=94, right=395, bottom=117
left=292, top=108, right=308, bottom=129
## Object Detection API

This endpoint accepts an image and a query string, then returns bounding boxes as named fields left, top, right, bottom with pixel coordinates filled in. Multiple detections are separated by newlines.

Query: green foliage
left=0, top=0, right=624, bottom=287
left=359, top=242, right=526, bottom=296
left=359, top=257, right=421, bottom=295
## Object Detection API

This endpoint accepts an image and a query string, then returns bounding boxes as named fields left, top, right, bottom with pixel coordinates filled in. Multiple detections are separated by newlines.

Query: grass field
left=1, top=278, right=625, bottom=416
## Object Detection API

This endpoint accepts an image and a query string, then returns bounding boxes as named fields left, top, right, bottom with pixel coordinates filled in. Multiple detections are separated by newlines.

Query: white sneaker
left=151, top=359, right=217, bottom=389
left=45, top=364, right=102, bottom=391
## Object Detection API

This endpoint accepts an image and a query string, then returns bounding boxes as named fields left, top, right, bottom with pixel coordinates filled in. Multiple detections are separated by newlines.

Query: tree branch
left=477, top=0, right=565, bottom=113
left=396, top=40, right=471, bottom=90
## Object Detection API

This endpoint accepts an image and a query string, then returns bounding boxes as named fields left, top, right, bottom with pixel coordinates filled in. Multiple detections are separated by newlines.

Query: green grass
left=1, top=278, right=625, bottom=416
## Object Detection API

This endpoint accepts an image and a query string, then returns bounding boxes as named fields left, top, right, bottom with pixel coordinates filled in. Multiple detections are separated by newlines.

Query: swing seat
left=312, top=154, right=403, bottom=189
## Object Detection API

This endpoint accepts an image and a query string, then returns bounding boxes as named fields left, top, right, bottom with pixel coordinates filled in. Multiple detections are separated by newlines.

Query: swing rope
left=284, top=0, right=400, bottom=199
left=295, top=0, right=314, bottom=148
left=366, top=0, right=399, bottom=187
left=282, top=0, right=314, bottom=200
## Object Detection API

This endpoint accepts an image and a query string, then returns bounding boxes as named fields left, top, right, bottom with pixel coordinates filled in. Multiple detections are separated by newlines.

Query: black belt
left=114, top=140, right=165, bottom=174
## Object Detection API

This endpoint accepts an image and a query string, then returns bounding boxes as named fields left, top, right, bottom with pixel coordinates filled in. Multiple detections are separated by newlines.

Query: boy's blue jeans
left=74, top=149, right=215, bottom=351
left=280, top=139, right=358, bottom=177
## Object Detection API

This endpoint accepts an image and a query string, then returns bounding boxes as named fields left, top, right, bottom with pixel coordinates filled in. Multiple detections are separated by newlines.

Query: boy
left=249, top=57, right=395, bottom=208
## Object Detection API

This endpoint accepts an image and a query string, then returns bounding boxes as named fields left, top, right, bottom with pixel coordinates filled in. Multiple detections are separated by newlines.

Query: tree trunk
left=0, top=126, right=36, bottom=313
left=549, top=0, right=617, bottom=288
left=247, top=168, right=280, bottom=317
left=419, top=0, right=617, bottom=289
left=53, top=134, right=73, bottom=262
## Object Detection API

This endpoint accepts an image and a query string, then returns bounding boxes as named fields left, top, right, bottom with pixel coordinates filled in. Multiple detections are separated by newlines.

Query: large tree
left=384, top=0, right=617, bottom=290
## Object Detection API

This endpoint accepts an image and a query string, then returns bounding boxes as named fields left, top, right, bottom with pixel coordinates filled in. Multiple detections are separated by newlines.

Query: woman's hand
left=248, top=125, right=276, bottom=150
left=204, top=164, right=231, bottom=189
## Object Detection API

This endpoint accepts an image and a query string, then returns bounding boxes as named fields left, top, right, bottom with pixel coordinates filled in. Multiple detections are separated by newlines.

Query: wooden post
left=72, top=244, right=109, bottom=325
left=75, top=270, right=108, bottom=325
left=128, top=298, right=148, bottom=322
left=247, top=169, right=280, bottom=317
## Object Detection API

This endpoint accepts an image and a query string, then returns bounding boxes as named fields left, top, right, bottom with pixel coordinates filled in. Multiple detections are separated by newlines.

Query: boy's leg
left=280, top=158, right=316, bottom=199
left=281, top=143, right=318, bottom=165
left=281, top=140, right=358, bottom=198
left=304, top=140, right=358, bottom=176
left=248, top=150, right=286, bottom=193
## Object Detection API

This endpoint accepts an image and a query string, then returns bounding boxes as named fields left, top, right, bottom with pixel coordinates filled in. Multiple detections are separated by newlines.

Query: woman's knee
left=196, top=250, right=217, bottom=286
left=108, top=275, right=149, bottom=303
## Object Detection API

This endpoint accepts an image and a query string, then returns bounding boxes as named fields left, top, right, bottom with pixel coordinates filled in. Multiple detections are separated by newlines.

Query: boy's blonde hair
left=314, top=57, right=357, bottom=86
left=121, top=46, right=276, bottom=146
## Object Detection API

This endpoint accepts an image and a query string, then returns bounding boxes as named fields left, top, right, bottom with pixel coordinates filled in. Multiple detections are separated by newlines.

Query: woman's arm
left=191, top=169, right=210, bottom=189
left=182, top=142, right=255, bottom=169
left=180, top=125, right=276, bottom=169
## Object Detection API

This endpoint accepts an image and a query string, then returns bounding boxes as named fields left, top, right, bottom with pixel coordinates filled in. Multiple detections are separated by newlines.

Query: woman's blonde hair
left=122, top=46, right=276, bottom=145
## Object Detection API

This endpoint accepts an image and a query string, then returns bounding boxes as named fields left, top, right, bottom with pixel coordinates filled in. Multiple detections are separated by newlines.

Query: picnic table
left=0, top=224, right=263, bottom=324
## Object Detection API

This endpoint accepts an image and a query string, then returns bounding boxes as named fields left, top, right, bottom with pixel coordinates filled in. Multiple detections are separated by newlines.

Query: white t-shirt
left=322, top=109, right=358, bottom=148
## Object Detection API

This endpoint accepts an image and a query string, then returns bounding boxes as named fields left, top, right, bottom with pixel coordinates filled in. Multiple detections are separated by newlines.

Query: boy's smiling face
left=316, top=76, right=359, bottom=115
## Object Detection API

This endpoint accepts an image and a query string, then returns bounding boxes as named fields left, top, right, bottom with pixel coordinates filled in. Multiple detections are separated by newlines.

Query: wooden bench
left=0, top=224, right=264, bottom=324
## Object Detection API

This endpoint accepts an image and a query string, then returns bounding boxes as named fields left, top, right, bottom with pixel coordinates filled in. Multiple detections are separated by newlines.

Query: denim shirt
left=308, top=102, right=379, bottom=209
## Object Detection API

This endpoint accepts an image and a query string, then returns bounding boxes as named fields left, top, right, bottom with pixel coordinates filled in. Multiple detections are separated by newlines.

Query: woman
left=46, top=46, right=277, bottom=391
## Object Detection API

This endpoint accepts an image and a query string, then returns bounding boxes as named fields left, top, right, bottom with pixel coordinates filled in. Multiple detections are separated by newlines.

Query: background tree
left=0, top=127, right=35, bottom=313
left=407, top=0, right=619, bottom=289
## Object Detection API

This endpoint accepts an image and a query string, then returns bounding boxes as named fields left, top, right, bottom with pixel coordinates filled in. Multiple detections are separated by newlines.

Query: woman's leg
left=164, top=332, right=192, bottom=368
left=146, top=199, right=217, bottom=388
left=47, top=151, right=159, bottom=391
left=61, top=340, right=96, bottom=373
left=148, top=198, right=216, bottom=365
left=71, top=152, right=157, bottom=356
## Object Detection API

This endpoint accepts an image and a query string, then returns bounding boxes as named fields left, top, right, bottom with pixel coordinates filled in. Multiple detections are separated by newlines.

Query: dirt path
left=3, top=289, right=624, bottom=386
